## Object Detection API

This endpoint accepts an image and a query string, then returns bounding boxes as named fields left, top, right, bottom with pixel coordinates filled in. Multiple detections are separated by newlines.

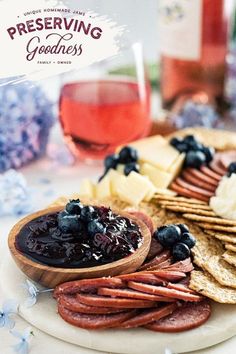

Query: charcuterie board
left=2, top=255, right=236, bottom=354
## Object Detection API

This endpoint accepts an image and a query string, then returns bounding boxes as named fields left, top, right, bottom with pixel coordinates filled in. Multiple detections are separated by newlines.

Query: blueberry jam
left=15, top=205, right=143, bottom=268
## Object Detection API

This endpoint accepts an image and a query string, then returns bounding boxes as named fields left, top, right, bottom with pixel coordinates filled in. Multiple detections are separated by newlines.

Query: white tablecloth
left=1, top=151, right=236, bottom=354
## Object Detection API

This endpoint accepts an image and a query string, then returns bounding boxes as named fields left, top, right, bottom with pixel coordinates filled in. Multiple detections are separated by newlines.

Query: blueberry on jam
left=118, top=146, right=138, bottom=164
left=65, top=199, right=83, bottom=215
left=15, top=206, right=142, bottom=268
left=80, top=206, right=98, bottom=222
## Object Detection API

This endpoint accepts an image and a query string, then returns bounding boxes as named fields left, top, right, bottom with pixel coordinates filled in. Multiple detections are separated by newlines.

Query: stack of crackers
left=155, top=193, right=236, bottom=304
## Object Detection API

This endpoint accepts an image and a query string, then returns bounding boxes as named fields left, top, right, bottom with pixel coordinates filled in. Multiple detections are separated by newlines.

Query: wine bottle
left=158, top=0, right=233, bottom=109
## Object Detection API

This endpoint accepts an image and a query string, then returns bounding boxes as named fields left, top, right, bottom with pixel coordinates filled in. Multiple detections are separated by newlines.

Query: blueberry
left=185, top=150, right=206, bottom=168
left=172, top=242, right=190, bottom=261
left=80, top=206, right=98, bottom=222
left=124, top=162, right=140, bottom=176
left=87, top=220, right=105, bottom=236
left=58, top=214, right=82, bottom=233
left=153, top=225, right=182, bottom=248
left=183, top=135, right=196, bottom=144
left=104, top=154, right=119, bottom=170
left=203, top=146, right=215, bottom=163
left=118, top=146, right=138, bottom=164
left=65, top=199, right=83, bottom=215
left=181, top=232, right=196, bottom=249
left=177, top=223, right=189, bottom=234
left=170, top=137, right=182, bottom=148
left=228, top=162, right=236, bottom=177
left=176, top=142, right=189, bottom=153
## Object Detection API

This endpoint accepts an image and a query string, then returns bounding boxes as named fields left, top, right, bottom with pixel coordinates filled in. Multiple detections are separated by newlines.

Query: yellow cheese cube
left=116, top=172, right=155, bottom=205
left=129, top=135, right=179, bottom=171
left=96, top=175, right=111, bottom=199
left=167, top=152, right=185, bottom=180
left=141, top=163, right=173, bottom=189
left=106, top=169, right=124, bottom=196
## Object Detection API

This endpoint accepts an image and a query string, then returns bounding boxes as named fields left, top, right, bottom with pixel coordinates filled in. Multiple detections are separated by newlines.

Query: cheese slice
left=96, top=175, right=111, bottom=199
left=116, top=171, right=156, bottom=205
left=168, top=152, right=185, bottom=180
left=141, top=163, right=173, bottom=189
left=79, top=179, right=94, bottom=198
left=106, top=169, right=125, bottom=196
left=129, top=135, right=180, bottom=171
left=116, top=164, right=125, bottom=174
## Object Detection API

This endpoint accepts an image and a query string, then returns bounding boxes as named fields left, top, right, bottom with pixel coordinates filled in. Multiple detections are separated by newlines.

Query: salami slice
left=170, top=182, right=209, bottom=202
left=125, top=210, right=154, bottom=235
left=58, top=303, right=136, bottom=329
left=118, top=273, right=165, bottom=285
left=167, top=283, right=198, bottom=295
left=209, top=160, right=227, bottom=176
left=128, top=282, right=203, bottom=302
left=145, top=301, right=211, bottom=332
left=182, top=171, right=216, bottom=192
left=200, top=166, right=222, bottom=182
left=119, top=303, right=178, bottom=328
left=139, top=250, right=171, bottom=271
left=146, top=239, right=163, bottom=260
left=97, top=287, right=176, bottom=302
left=147, top=259, right=172, bottom=271
left=77, top=293, right=156, bottom=308
left=149, top=270, right=186, bottom=282
left=54, top=277, right=124, bottom=297
left=175, top=177, right=214, bottom=197
left=162, top=258, right=194, bottom=273
left=58, top=295, right=126, bottom=314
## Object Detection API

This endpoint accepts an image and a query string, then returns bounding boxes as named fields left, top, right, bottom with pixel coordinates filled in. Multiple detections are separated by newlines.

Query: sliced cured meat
left=145, top=300, right=211, bottom=332
left=120, top=303, right=178, bottom=328
left=139, top=250, right=171, bottom=271
left=220, top=150, right=236, bottom=169
left=146, top=239, right=163, bottom=260
left=200, top=166, right=222, bottom=182
left=58, top=295, right=126, bottom=314
left=182, top=171, right=216, bottom=192
left=162, top=258, right=194, bottom=273
left=58, top=303, right=135, bottom=329
left=54, top=277, right=124, bottom=297
left=77, top=293, right=156, bottom=308
left=175, top=177, right=214, bottom=197
left=125, top=210, right=154, bottom=235
left=209, top=159, right=227, bottom=176
left=118, top=273, right=165, bottom=285
left=147, top=259, right=172, bottom=271
left=149, top=270, right=186, bottom=282
left=128, top=282, right=203, bottom=302
left=170, top=182, right=209, bottom=202
left=167, top=283, right=198, bottom=295
left=97, top=287, right=175, bottom=302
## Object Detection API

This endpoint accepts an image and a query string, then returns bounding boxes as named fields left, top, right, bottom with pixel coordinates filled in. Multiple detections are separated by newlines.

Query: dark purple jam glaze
left=15, top=207, right=143, bottom=268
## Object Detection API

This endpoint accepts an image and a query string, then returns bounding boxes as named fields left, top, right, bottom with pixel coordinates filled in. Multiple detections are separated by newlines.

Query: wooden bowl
left=8, top=206, right=151, bottom=288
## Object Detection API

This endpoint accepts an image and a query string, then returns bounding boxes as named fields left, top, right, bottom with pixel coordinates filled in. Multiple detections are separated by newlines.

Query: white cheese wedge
left=141, top=163, right=173, bottom=189
left=155, top=188, right=177, bottom=196
left=129, top=135, right=180, bottom=171
left=116, top=171, right=156, bottom=205
left=168, top=152, right=185, bottom=180
left=96, top=175, right=111, bottom=199
left=79, top=179, right=94, bottom=198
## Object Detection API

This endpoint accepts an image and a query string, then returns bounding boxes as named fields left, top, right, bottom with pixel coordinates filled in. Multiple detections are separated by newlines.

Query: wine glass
left=59, top=43, right=151, bottom=162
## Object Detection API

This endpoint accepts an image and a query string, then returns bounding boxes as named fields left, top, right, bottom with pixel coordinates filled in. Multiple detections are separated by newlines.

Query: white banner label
left=0, top=0, right=124, bottom=84
left=158, top=0, right=202, bottom=60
